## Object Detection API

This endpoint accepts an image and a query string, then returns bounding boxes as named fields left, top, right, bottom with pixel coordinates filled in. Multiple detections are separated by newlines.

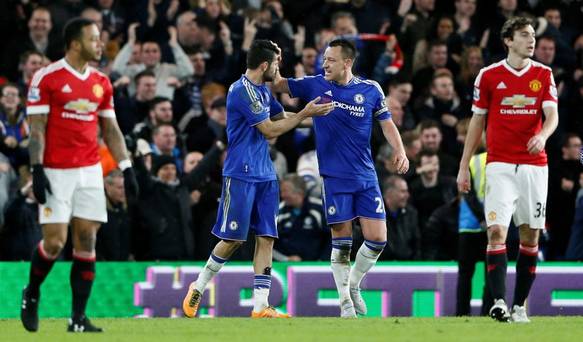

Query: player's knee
left=256, top=236, right=274, bottom=248
left=487, top=226, right=506, bottom=243
left=43, top=238, right=65, bottom=256
left=222, top=239, right=244, bottom=252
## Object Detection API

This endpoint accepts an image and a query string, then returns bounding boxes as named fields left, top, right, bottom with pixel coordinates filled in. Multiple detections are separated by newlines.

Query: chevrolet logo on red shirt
left=500, top=95, right=537, bottom=108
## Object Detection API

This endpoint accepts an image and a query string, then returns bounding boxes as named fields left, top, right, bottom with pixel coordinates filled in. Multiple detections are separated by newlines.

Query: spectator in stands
left=547, top=133, right=583, bottom=260
left=412, top=40, right=450, bottom=101
left=379, top=175, right=421, bottom=261
left=409, top=149, right=457, bottom=236
left=418, top=119, right=458, bottom=177
left=0, top=172, right=40, bottom=261
left=112, top=23, right=194, bottom=99
left=424, top=197, right=459, bottom=260
left=96, top=169, right=131, bottom=261
left=151, top=123, right=184, bottom=173
left=453, top=0, right=479, bottom=47
left=133, top=154, right=194, bottom=260
left=534, top=36, right=568, bottom=103
left=0, top=83, right=29, bottom=170
left=456, top=46, right=484, bottom=113
left=176, top=10, right=199, bottom=51
left=133, top=139, right=226, bottom=260
left=185, top=97, right=226, bottom=153
left=3, top=7, right=62, bottom=81
left=184, top=150, right=222, bottom=260
left=455, top=151, right=491, bottom=316
left=115, top=70, right=157, bottom=134
left=133, top=97, right=174, bottom=143
left=540, top=7, right=577, bottom=70
left=387, top=78, right=415, bottom=130
left=416, top=72, right=464, bottom=154
left=274, top=173, right=329, bottom=261
left=174, top=48, right=212, bottom=122
left=399, top=0, right=436, bottom=74
left=97, top=0, right=127, bottom=39
left=16, top=51, right=45, bottom=96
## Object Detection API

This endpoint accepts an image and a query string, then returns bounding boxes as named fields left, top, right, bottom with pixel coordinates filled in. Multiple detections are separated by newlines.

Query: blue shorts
left=212, top=177, right=279, bottom=241
left=321, top=177, right=386, bottom=224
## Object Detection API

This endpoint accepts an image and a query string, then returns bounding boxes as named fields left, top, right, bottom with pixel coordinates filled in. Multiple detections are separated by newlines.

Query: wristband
left=118, top=159, right=132, bottom=171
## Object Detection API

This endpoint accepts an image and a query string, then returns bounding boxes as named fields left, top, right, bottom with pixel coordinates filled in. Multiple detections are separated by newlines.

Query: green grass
left=1, top=317, right=583, bottom=341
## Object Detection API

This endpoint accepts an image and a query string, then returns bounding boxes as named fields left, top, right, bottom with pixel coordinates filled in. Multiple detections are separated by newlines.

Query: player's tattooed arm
left=28, top=115, right=48, bottom=165
left=100, top=117, right=130, bottom=162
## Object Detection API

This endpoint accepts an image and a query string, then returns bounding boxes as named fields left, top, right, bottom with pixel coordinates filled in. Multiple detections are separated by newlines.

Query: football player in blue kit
left=182, top=40, right=333, bottom=318
left=272, top=38, right=409, bottom=317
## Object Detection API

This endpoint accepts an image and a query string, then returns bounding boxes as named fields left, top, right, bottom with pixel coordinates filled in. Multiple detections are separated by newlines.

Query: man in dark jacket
left=96, top=169, right=131, bottom=261
left=379, top=175, right=421, bottom=260
left=274, top=173, right=329, bottom=261
left=133, top=140, right=225, bottom=260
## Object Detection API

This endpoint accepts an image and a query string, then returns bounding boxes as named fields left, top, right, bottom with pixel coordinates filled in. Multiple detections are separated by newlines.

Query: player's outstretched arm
left=100, top=117, right=139, bottom=199
left=271, top=112, right=313, bottom=127
left=527, top=106, right=558, bottom=155
left=271, top=70, right=291, bottom=94
left=379, top=119, right=409, bottom=174
left=457, top=114, right=486, bottom=193
left=256, top=97, right=332, bottom=139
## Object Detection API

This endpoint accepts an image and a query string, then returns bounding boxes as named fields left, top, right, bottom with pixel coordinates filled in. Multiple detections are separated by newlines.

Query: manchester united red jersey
left=472, top=59, right=557, bottom=166
left=26, top=59, right=115, bottom=169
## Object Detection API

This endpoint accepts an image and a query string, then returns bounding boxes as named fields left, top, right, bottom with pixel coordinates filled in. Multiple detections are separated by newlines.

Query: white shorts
left=484, top=162, right=548, bottom=229
left=39, top=163, right=107, bottom=224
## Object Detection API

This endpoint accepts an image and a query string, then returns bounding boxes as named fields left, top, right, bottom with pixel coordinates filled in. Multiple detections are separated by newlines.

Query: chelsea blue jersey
left=223, top=75, right=284, bottom=182
left=288, top=75, right=391, bottom=180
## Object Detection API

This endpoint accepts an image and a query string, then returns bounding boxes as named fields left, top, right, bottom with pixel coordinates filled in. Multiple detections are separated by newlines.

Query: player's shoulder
left=30, top=59, right=67, bottom=87
left=88, top=66, right=111, bottom=82
left=232, top=76, right=263, bottom=103
left=478, top=60, right=506, bottom=76
left=353, top=76, right=384, bottom=95
left=474, top=60, right=506, bottom=85
left=530, top=60, right=553, bottom=73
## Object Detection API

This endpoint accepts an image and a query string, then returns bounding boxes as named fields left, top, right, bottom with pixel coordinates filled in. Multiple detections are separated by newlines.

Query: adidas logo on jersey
left=324, top=90, right=333, bottom=97
left=496, top=82, right=507, bottom=89
left=62, top=84, right=72, bottom=93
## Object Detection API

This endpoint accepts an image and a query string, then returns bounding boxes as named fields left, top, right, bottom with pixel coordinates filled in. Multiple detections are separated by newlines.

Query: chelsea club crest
left=353, top=93, right=364, bottom=104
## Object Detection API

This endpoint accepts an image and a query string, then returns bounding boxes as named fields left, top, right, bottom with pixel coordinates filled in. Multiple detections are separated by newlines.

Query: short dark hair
left=328, top=38, right=356, bottom=60
left=383, top=175, right=405, bottom=192
left=135, top=70, right=156, bottom=84
left=418, top=119, right=441, bottom=132
left=149, top=96, right=171, bottom=111
left=501, top=17, right=533, bottom=47
left=152, top=123, right=175, bottom=136
left=562, top=133, right=581, bottom=148
left=246, top=39, right=279, bottom=69
left=63, top=17, right=96, bottom=50
left=19, top=50, right=44, bottom=65
left=417, top=149, right=439, bottom=166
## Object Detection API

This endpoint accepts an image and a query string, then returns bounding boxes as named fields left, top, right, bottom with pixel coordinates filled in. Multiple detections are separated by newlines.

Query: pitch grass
left=1, top=317, right=582, bottom=341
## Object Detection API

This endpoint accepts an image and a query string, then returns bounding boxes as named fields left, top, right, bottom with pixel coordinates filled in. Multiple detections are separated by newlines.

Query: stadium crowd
left=0, top=0, right=583, bottom=263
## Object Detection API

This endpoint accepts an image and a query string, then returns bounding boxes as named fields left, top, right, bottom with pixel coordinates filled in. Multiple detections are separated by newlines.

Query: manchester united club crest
left=92, top=84, right=104, bottom=98
left=529, top=79, right=542, bottom=92
left=488, top=211, right=496, bottom=221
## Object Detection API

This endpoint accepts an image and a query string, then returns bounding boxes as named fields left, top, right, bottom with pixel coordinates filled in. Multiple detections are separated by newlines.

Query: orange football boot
left=182, top=282, right=202, bottom=318
left=251, top=306, right=291, bottom=318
